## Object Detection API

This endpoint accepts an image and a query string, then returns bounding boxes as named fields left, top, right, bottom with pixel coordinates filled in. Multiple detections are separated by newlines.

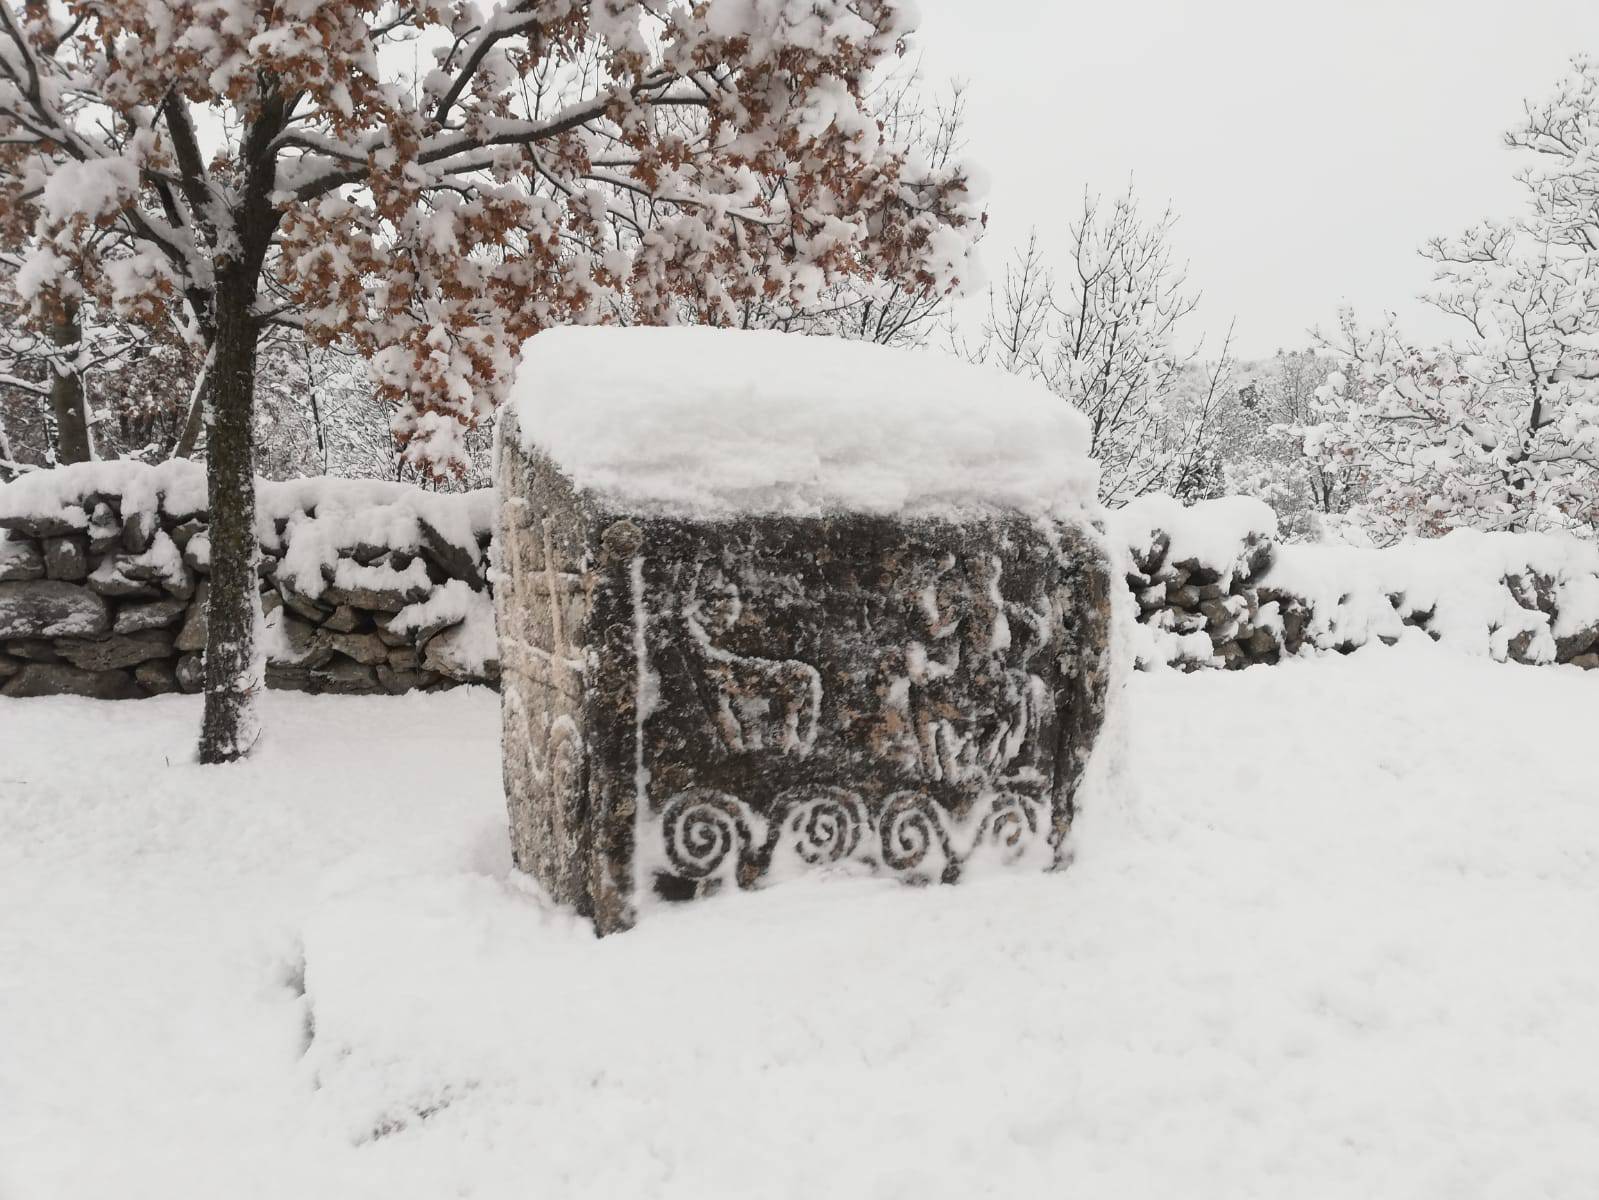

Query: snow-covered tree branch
left=960, top=186, right=1233, bottom=504
left=0, top=0, right=984, bottom=762
left=1300, top=56, right=1599, bottom=544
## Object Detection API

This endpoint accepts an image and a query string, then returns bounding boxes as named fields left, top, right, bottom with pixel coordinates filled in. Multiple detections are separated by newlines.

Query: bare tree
left=1300, top=56, right=1599, bottom=542
left=960, top=186, right=1232, bottom=502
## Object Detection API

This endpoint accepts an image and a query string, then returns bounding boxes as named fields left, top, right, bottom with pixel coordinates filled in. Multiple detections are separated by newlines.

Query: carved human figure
left=894, top=552, right=1048, bottom=785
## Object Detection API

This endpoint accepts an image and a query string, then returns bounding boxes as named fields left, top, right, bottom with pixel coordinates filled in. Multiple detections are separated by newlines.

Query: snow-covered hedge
left=4, top=464, right=1596, bottom=700
left=0, top=461, right=496, bottom=698
left=1110, top=494, right=1599, bottom=672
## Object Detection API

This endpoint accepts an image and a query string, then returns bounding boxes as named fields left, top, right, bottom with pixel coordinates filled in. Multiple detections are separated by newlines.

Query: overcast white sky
left=911, top=0, right=1599, bottom=359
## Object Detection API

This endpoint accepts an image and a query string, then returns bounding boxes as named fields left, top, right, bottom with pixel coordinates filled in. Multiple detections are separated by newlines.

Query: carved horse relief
left=679, top=564, right=822, bottom=757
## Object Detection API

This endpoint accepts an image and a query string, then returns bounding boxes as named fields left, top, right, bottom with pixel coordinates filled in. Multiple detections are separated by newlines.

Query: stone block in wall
left=113, top=595, right=189, bottom=634
left=135, top=659, right=180, bottom=695
left=175, top=654, right=205, bottom=692
left=0, top=581, right=111, bottom=639
left=0, top=510, right=81, bottom=540
left=175, top=581, right=208, bottom=652
left=496, top=413, right=1114, bottom=936
left=53, top=629, right=174, bottom=672
left=1, top=661, right=141, bottom=700
left=42, top=536, right=88, bottom=582
left=0, top=538, right=44, bottom=582
left=86, top=503, right=121, bottom=556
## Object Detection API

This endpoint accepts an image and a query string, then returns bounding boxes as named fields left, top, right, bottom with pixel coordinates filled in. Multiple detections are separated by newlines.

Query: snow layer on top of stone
left=1110, top=493, right=1278, bottom=574
left=508, top=327, right=1099, bottom=520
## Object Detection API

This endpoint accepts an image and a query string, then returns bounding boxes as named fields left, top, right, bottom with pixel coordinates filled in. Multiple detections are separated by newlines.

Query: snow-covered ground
left=2, top=648, right=1596, bottom=1199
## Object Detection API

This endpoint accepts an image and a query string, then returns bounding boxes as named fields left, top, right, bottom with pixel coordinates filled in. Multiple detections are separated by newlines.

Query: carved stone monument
left=496, top=328, right=1116, bottom=933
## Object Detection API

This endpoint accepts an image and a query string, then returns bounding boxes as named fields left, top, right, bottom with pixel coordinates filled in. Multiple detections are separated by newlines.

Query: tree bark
left=49, top=299, right=92, bottom=464
left=196, top=80, right=288, bottom=764
left=198, top=267, right=264, bottom=763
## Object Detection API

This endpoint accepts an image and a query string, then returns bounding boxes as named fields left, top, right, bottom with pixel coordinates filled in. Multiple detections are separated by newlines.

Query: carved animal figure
left=681, top=565, right=822, bottom=756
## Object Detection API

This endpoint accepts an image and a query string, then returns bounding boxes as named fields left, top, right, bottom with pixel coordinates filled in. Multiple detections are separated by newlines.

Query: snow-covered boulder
left=496, top=327, right=1121, bottom=934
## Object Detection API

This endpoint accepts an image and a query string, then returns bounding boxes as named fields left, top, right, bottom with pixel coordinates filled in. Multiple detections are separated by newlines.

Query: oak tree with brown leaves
left=0, top=0, right=980, bottom=762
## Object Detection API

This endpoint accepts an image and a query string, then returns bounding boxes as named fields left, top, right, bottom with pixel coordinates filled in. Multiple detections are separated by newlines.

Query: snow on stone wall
left=0, top=461, right=496, bottom=699
left=3, top=464, right=1595, bottom=701
left=1110, top=494, right=1599, bottom=672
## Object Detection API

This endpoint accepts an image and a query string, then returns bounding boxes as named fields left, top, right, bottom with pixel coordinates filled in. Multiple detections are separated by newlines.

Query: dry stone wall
left=1111, top=494, right=1599, bottom=672
left=0, top=462, right=497, bottom=699
left=3, top=467, right=1595, bottom=702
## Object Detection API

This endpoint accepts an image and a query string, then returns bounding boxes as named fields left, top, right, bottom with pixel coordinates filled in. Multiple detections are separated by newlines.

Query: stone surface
left=86, top=503, right=121, bottom=556
left=175, top=653, right=205, bottom=692
left=418, top=514, right=486, bottom=588
left=42, top=535, right=89, bottom=581
left=181, top=531, right=211, bottom=574
left=322, top=576, right=430, bottom=612
left=386, top=645, right=421, bottom=670
left=377, top=664, right=441, bottom=693
left=422, top=621, right=496, bottom=681
left=275, top=578, right=328, bottom=622
left=1555, top=620, right=1599, bottom=663
left=0, top=509, right=85, bottom=539
left=134, top=658, right=180, bottom=695
left=0, top=581, right=112, bottom=639
left=85, top=560, right=163, bottom=599
left=1, top=661, right=141, bottom=699
left=380, top=605, right=461, bottom=647
left=322, top=604, right=362, bottom=633
left=321, top=631, right=388, bottom=666
left=54, top=629, right=174, bottom=672
left=122, top=508, right=159, bottom=553
left=175, top=581, right=209, bottom=651
left=265, top=664, right=312, bottom=690
left=310, top=656, right=382, bottom=693
left=0, top=538, right=45, bottom=581
left=7, top=637, right=62, bottom=662
left=114, top=595, right=190, bottom=634
left=496, top=429, right=1114, bottom=935
left=169, top=518, right=206, bottom=551
left=268, top=611, right=330, bottom=667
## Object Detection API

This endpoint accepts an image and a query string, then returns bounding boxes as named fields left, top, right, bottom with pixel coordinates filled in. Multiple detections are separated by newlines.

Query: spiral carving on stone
left=547, top=716, right=584, bottom=827
left=661, top=789, right=755, bottom=880
left=878, top=790, right=951, bottom=873
left=778, top=787, right=866, bottom=866
left=979, top=790, right=1044, bottom=860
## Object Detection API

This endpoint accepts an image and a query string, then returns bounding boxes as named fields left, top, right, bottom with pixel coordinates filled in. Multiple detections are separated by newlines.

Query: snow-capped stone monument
left=496, top=328, right=1118, bottom=933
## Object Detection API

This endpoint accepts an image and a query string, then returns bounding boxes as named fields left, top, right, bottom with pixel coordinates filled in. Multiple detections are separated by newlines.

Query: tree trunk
left=199, top=269, right=264, bottom=764
left=49, top=299, right=92, bottom=464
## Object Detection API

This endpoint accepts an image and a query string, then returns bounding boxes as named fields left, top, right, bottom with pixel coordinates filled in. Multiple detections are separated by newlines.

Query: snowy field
left=2, top=648, right=1597, bottom=1199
